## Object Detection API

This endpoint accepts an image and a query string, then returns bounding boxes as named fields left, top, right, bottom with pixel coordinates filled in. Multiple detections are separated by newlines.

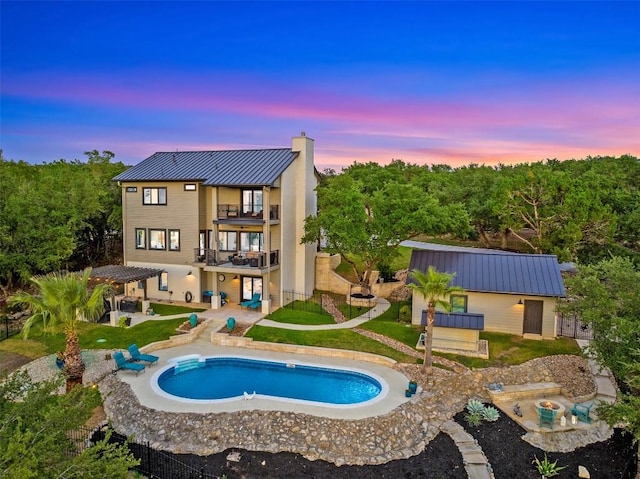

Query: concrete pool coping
left=117, top=343, right=414, bottom=420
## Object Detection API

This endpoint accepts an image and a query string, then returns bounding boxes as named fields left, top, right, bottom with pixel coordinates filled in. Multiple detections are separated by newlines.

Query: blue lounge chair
left=128, top=344, right=159, bottom=366
left=113, top=351, right=145, bottom=375
left=241, top=293, right=261, bottom=309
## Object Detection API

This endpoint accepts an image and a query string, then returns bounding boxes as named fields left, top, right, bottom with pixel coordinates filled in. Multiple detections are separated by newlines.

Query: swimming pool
left=152, top=355, right=388, bottom=407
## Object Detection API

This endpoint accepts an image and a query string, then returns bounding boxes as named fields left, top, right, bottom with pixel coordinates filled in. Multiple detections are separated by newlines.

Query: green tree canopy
left=302, top=170, right=470, bottom=292
left=0, top=370, right=138, bottom=478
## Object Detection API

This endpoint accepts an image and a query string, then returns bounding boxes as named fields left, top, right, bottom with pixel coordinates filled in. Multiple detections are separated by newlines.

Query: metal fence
left=556, top=313, right=594, bottom=340
left=1, top=316, right=21, bottom=342
left=281, top=290, right=375, bottom=320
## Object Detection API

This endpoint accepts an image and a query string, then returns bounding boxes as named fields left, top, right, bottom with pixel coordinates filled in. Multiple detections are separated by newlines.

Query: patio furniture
left=571, top=402, right=593, bottom=423
left=128, top=344, right=159, bottom=365
left=113, top=351, right=145, bottom=375
left=241, top=293, right=261, bottom=309
left=537, top=406, right=557, bottom=429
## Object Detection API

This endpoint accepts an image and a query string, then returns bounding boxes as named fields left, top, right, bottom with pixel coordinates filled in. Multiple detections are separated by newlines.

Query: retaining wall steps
left=489, top=382, right=562, bottom=403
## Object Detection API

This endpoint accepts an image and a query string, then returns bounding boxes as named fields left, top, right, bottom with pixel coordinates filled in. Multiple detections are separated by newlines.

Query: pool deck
left=117, top=342, right=413, bottom=420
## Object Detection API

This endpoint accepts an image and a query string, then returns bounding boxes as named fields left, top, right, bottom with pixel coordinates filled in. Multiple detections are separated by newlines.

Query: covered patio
left=90, top=265, right=164, bottom=324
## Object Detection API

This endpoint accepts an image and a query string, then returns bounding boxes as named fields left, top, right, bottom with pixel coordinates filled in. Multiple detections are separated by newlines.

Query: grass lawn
left=265, top=307, right=336, bottom=325
left=0, top=318, right=187, bottom=358
left=150, top=303, right=205, bottom=315
left=438, top=332, right=583, bottom=369
left=245, top=325, right=417, bottom=363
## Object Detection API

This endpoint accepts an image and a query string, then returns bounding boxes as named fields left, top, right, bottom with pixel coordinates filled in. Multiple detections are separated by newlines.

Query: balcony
left=194, top=248, right=279, bottom=269
left=216, top=204, right=279, bottom=222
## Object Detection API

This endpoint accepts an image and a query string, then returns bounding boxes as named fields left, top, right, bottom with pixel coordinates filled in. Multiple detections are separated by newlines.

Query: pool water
left=155, top=356, right=384, bottom=405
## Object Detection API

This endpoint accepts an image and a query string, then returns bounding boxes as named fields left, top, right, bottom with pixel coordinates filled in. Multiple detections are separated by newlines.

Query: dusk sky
left=1, top=1, right=638, bottom=171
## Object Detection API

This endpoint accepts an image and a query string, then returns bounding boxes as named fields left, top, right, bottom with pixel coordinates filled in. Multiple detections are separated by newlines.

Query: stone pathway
left=440, top=420, right=494, bottom=479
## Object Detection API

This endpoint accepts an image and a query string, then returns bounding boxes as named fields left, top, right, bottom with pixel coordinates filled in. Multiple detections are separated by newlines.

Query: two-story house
left=113, top=134, right=318, bottom=313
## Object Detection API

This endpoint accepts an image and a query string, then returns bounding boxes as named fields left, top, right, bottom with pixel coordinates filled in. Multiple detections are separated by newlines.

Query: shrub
left=482, top=405, right=500, bottom=422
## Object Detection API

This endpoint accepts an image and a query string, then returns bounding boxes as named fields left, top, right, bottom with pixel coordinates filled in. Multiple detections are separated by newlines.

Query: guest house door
left=523, top=300, right=543, bottom=335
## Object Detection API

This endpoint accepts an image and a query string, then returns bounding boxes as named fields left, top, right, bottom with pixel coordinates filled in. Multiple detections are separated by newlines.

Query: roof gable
left=408, top=249, right=565, bottom=297
left=113, top=148, right=298, bottom=186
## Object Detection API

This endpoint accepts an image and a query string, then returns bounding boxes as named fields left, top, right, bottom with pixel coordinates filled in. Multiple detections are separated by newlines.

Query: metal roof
left=421, top=311, right=485, bottom=330
left=408, top=249, right=565, bottom=297
left=113, top=148, right=299, bottom=186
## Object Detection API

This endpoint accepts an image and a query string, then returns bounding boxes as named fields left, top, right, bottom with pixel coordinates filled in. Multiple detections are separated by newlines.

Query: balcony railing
left=194, top=248, right=279, bottom=268
left=217, top=204, right=279, bottom=221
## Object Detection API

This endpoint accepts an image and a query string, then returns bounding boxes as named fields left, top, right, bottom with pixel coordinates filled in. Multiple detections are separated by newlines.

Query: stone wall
left=100, top=353, right=597, bottom=466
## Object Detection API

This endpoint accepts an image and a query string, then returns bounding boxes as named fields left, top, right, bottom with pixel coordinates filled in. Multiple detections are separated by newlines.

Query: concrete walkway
left=576, top=339, right=618, bottom=405
left=256, top=298, right=391, bottom=330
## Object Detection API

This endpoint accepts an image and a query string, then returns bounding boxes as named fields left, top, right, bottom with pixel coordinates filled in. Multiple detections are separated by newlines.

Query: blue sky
left=1, top=1, right=638, bottom=170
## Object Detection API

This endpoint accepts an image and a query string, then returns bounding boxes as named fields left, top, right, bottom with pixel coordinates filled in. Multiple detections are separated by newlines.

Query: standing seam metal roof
left=408, top=249, right=565, bottom=297
left=113, top=148, right=299, bottom=186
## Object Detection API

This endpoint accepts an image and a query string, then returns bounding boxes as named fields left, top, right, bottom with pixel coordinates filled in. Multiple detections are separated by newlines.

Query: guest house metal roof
left=113, top=148, right=299, bottom=186
left=407, top=247, right=565, bottom=297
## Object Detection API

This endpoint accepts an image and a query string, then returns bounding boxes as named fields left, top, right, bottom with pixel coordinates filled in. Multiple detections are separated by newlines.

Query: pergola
left=90, top=265, right=164, bottom=301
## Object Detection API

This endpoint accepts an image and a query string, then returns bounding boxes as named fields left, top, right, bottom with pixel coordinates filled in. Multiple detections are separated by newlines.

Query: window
left=149, top=229, right=166, bottom=250
left=143, top=187, right=167, bottom=205
left=240, top=232, right=263, bottom=252
left=169, top=229, right=180, bottom=251
left=184, top=183, right=197, bottom=191
left=135, top=228, right=146, bottom=249
left=242, top=189, right=263, bottom=215
left=158, top=272, right=168, bottom=291
left=219, top=231, right=237, bottom=251
left=242, top=276, right=262, bottom=301
left=126, top=186, right=137, bottom=193
left=451, top=295, right=468, bottom=313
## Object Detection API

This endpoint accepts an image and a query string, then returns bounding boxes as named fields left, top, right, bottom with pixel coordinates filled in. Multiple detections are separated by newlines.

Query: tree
left=302, top=170, right=469, bottom=294
left=0, top=370, right=138, bottom=478
left=8, top=268, right=110, bottom=387
left=557, top=257, right=640, bottom=450
left=408, top=267, right=463, bottom=371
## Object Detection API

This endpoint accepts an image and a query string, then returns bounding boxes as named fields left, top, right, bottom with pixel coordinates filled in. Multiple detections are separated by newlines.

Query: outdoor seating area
left=489, top=382, right=599, bottom=434
left=240, top=293, right=261, bottom=310
left=113, top=344, right=160, bottom=375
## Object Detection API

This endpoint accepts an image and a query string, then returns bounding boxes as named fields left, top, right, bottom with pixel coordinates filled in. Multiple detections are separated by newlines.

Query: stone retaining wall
left=101, top=352, right=597, bottom=466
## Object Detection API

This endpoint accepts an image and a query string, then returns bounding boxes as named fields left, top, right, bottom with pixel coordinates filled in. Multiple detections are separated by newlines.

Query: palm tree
left=9, top=268, right=111, bottom=389
left=408, top=266, right=464, bottom=371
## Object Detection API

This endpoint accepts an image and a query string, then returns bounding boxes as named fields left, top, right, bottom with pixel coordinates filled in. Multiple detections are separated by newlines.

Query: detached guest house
left=406, top=243, right=565, bottom=355
left=113, top=134, right=318, bottom=313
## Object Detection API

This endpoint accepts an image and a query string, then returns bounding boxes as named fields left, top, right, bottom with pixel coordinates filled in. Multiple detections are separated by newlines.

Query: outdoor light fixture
left=517, top=299, right=523, bottom=305
left=187, top=271, right=192, bottom=276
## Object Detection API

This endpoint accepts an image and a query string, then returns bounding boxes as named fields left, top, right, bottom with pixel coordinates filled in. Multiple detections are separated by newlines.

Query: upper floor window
left=242, top=189, right=263, bottom=215
left=169, top=229, right=180, bottom=251
left=451, top=295, right=468, bottom=313
left=135, top=228, right=146, bottom=249
left=149, top=229, right=166, bottom=250
left=219, top=231, right=237, bottom=251
left=143, top=187, right=167, bottom=205
left=240, top=232, right=263, bottom=252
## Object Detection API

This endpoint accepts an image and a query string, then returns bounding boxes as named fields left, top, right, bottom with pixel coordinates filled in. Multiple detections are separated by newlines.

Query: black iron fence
left=556, top=313, right=594, bottom=340
left=281, top=290, right=376, bottom=320
left=1, top=316, right=21, bottom=342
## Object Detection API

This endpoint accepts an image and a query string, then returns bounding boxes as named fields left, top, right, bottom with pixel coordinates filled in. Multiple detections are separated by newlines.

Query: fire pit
left=534, top=399, right=566, bottom=419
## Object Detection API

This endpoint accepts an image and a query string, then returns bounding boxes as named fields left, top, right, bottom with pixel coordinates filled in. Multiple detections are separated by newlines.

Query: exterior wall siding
left=412, top=291, right=558, bottom=339
left=433, top=327, right=479, bottom=352
left=122, top=182, right=200, bottom=266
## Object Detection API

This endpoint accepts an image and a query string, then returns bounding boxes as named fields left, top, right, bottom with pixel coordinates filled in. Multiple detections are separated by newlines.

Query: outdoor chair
left=571, top=402, right=593, bottom=423
left=113, top=351, right=145, bottom=376
left=537, top=406, right=557, bottom=429
left=241, top=293, right=261, bottom=309
left=128, top=344, right=159, bottom=366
